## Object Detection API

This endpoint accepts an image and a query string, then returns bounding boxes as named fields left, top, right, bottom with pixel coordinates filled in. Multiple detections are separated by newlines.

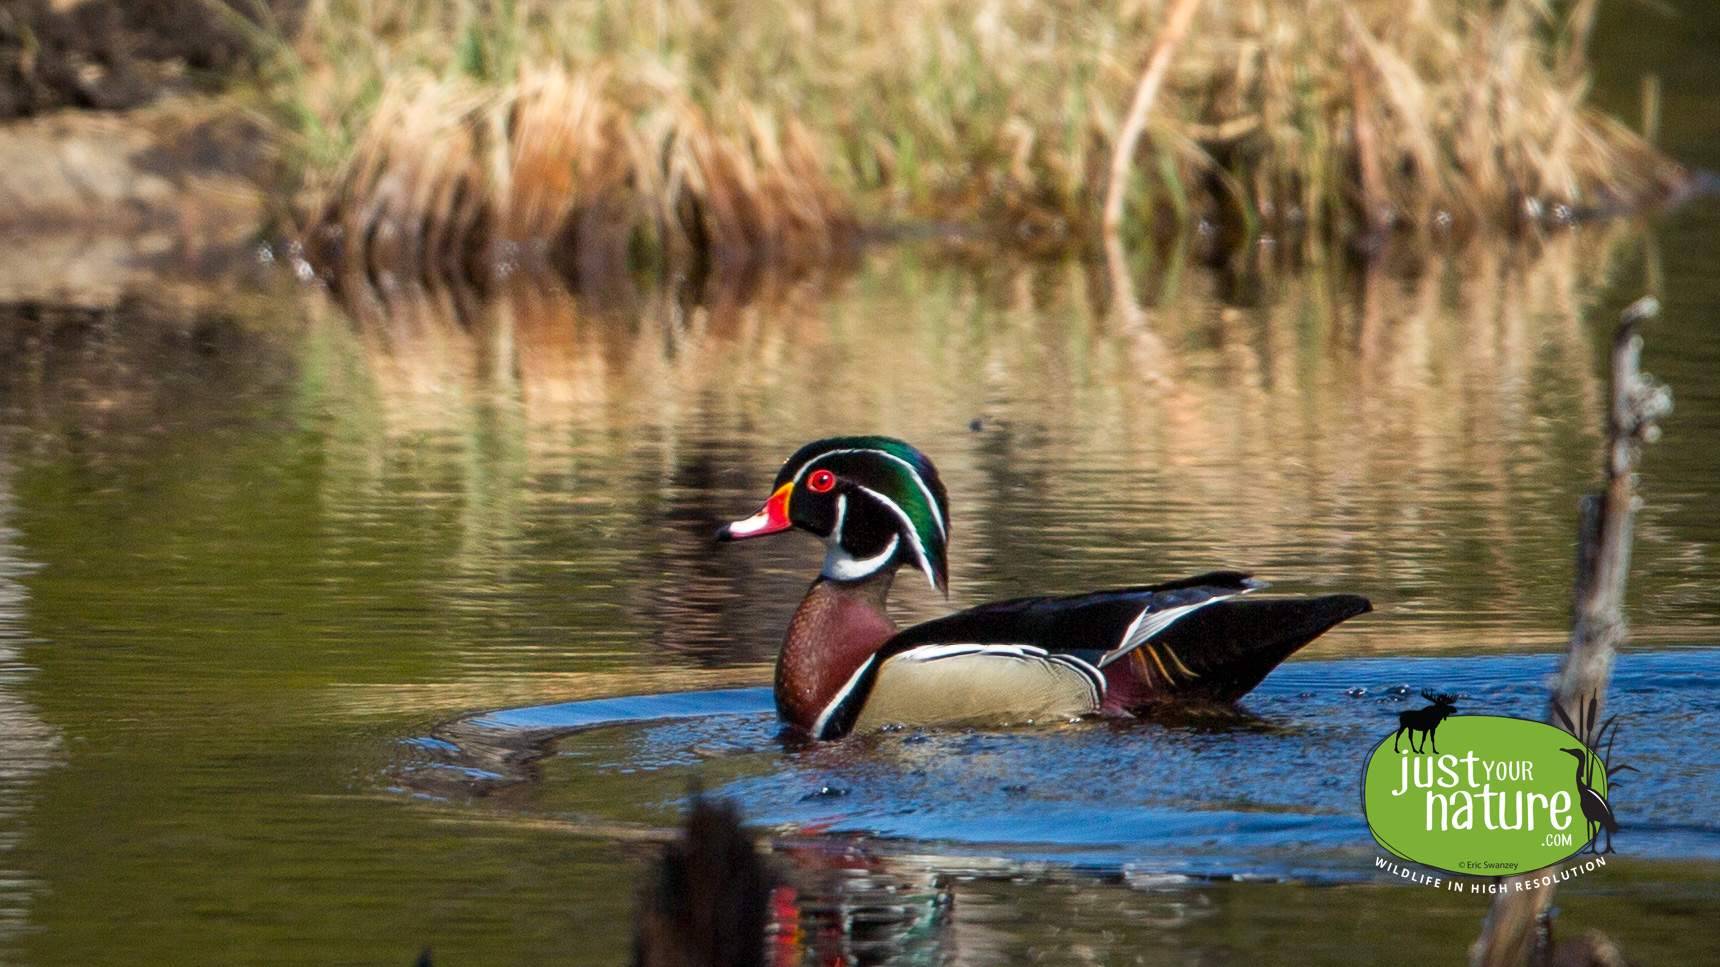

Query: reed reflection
left=311, top=226, right=1679, bottom=720
left=0, top=462, right=59, bottom=955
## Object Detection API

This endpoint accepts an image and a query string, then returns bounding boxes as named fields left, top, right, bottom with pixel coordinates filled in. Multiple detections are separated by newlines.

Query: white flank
left=898, top=644, right=1104, bottom=705
left=887, top=643, right=1104, bottom=708
left=1047, top=654, right=1107, bottom=706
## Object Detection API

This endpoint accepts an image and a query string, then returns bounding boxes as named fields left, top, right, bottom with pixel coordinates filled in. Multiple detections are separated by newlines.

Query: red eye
left=807, top=469, right=836, bottom=493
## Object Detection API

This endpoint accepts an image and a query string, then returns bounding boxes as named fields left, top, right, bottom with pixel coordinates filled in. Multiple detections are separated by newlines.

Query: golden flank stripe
left=1162, top=644, right=1199, bottom=678
left=1130, top=647, right=1154, bottom=685
left=1144, top=644, right=1174, bottom=684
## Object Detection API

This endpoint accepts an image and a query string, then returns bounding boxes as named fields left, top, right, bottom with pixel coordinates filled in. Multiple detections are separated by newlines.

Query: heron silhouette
left=1561, top=747, right=1619, bottom=854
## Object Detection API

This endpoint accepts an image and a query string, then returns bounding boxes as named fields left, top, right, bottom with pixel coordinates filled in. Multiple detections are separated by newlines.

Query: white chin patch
left=822, top=533, right=899, bottom=582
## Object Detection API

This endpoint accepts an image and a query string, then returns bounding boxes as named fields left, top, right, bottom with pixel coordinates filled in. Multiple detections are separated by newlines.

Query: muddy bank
left=0, top=1, right=301, bottom=306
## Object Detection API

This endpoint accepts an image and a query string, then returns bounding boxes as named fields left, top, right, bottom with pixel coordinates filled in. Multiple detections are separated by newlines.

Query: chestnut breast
left=774, top=576, right=898, bottom=731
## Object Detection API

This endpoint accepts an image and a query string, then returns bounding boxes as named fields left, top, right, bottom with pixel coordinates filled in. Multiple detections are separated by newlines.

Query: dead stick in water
left=1101, top=0, right=1202, bottom=247
left=1468, top=296, right=1671, bottom=967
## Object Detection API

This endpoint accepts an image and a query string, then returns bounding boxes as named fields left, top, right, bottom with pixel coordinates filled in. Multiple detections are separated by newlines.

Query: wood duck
left=718, top=436, right=1371, bottom=740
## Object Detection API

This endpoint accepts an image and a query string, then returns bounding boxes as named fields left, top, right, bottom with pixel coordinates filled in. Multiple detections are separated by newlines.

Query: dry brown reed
left=283, top=0, right=1688, bottom=281
left=301, top=62, right=854, bottom=290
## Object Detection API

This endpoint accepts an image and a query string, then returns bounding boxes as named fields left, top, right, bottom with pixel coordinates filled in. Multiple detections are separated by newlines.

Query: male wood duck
left=718, top=436, right=1371, bottom=740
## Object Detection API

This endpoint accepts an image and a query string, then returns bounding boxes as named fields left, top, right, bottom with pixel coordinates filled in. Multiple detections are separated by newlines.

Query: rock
left=0, top=99, right=272, bottom=305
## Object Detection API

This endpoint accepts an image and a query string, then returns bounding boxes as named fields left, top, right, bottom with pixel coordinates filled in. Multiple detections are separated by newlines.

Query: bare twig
left=1344, top=11, right=1391, bottom=234
left=1468, top=297, right=1670, bottom=967
left=1101, top=0, right=1202, bottom=245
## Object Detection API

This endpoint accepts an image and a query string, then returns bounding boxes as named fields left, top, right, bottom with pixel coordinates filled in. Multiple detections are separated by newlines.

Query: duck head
left=717, top=436, right=950, bottom=594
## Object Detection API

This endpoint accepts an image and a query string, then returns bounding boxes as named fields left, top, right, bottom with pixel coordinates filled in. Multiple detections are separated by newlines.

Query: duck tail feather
left=1131, top=594, right=1371, bottom=706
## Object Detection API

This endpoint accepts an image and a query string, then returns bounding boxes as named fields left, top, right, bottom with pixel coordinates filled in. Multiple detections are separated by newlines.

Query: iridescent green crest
left=776, top=435, right=950, bottom=590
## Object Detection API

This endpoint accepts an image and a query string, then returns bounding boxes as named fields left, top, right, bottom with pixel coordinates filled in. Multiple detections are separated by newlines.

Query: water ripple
left=402, top=649, right=1720, bottom=881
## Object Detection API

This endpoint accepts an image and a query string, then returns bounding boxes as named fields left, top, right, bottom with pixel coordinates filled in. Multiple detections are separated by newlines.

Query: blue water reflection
left=415, top=649, right=1719, bottom=881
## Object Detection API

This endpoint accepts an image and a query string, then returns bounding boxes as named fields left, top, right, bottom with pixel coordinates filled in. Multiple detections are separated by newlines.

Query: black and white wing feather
left=886, top=571, right=1266, bottom=666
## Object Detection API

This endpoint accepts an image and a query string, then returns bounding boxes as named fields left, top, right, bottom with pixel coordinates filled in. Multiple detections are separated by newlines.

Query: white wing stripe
left=812, top=656, right=878, bottom=739
left=1100, top=598, right=1226, bottom=667
left=895, top=642, right=1048, bottom=662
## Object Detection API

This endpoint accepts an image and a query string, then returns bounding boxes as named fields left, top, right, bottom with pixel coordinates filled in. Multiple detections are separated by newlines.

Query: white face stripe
left=818, top=494, right=898, bottom=582
left=823, top=533, right=899, bottom=581
left=790, top=448, right=947, bottom=540
left=853, top=484, right=938, bottom=589
left=811, top=655, right=877, bottom=739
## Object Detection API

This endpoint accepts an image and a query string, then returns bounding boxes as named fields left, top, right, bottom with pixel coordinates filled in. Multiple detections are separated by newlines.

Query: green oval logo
left=1362, top=715, right=1610, bottom=875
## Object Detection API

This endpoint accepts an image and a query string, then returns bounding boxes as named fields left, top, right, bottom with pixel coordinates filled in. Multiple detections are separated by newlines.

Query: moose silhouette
left=1392, top=689, right=1458, bottom=754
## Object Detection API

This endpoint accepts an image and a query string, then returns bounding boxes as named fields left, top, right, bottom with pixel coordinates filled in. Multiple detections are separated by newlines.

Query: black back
left=1142, top=593, right=1372, bottom=702
left=884, top=571, right=1266, bottom=665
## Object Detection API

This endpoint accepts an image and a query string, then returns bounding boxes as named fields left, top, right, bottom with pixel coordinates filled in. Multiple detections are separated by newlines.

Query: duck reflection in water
left=634, top=796, right=957, bottom=967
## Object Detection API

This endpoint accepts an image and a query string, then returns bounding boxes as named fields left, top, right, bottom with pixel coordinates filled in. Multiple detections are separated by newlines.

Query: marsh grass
left=279, top=0, right=1687, bottom=283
